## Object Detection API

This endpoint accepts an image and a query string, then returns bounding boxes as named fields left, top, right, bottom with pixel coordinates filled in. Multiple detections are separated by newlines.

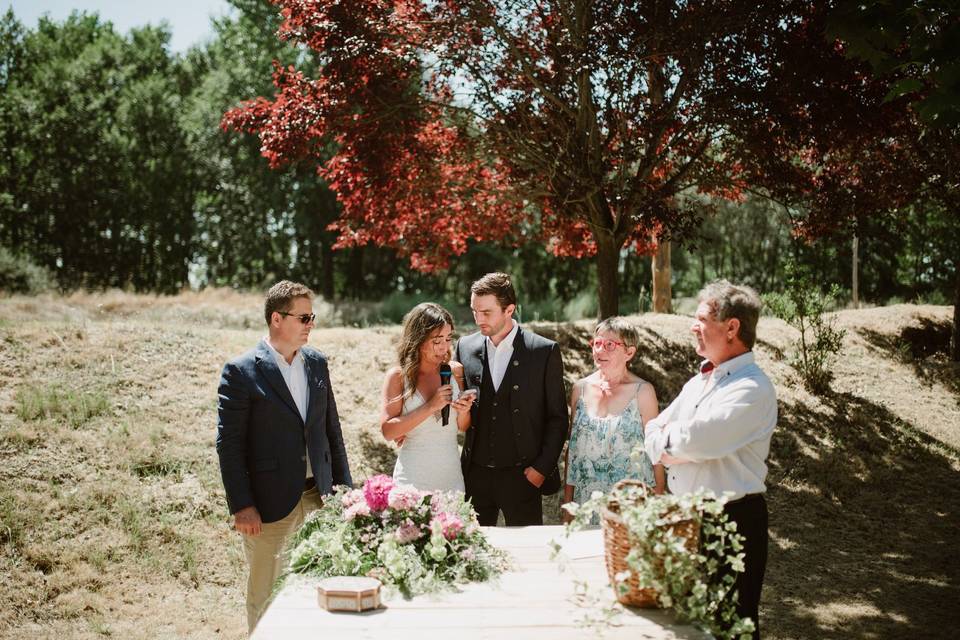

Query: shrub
left=0, top=247, right=54, bottom=294
left=764, top=262, right=846, bottom=394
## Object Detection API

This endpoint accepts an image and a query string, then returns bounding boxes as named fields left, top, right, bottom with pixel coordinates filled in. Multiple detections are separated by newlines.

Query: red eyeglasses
left=589, top=338, right=625, bottom=352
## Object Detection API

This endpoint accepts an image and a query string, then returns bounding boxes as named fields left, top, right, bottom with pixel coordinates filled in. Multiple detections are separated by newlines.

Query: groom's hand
left=523, top=466, right=545, bottom=488
left=234, top=506, right=262, bottom=536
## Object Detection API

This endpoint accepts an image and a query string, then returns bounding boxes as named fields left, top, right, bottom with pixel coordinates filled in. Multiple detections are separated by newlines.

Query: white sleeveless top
left=392, top=378, right=466, bottom=493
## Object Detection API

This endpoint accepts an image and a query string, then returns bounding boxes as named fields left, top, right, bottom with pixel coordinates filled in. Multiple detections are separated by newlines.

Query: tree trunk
left=596, top=232, right=620, bottom=319
left=952, top=265, right=959, bottom=362
left=320, top=234, right=335, bottom=301
left=347, top=246, right=364, bottom=299
left=851, top=233, right=859, bottom=308
left=652, top=239, right=672, bottom=313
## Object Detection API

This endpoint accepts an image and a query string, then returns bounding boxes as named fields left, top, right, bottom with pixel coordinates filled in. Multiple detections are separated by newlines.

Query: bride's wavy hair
left=397, top=303, right=455, bottom=400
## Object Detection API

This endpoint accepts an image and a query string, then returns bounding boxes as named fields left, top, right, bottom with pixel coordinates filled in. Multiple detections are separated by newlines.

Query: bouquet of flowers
left=286, top=475, right=509, bottom=596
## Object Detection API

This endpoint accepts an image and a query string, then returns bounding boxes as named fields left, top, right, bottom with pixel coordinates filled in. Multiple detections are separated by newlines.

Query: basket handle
left=612, top=478, right=650, bottom=497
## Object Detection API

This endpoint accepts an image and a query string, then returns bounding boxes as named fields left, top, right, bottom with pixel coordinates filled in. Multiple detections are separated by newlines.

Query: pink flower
left=341, top=489, right=365, bottom=508
left=395, top=520, right=423, bottom=544
left=344, top=501, right=371, bottom=521
left=431, top=512, right=464, bottom=541
left=363, top=474, right=394, bottom=512
left=592, top=378, right=612, bottom=397
left=388, top=485, right=423, bottom=512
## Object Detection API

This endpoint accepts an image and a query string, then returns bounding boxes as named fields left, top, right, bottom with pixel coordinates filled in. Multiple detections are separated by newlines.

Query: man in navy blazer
left=216, top=280, right=352, bottom=633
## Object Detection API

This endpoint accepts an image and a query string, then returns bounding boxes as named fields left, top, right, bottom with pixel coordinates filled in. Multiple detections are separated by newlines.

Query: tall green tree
left=183, top=0, right=345, bottom=297
left=0, top=11, right=195, bottom=291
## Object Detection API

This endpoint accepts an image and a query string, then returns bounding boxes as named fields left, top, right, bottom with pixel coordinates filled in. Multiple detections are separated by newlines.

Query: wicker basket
left=600, top=479, right=700, bottom=608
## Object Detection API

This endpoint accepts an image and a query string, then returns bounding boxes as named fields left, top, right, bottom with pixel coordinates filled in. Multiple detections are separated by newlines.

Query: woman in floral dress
left=563, top=317, right=665, bottom=521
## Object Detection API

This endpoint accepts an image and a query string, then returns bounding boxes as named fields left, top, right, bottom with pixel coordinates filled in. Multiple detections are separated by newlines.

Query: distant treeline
left=0, top=1, right=955, bottom=318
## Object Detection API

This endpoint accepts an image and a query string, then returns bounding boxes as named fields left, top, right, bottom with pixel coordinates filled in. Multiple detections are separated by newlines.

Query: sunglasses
left=589, top=338, right=625, bottom=352
left=279, top=311, right=316, bottom=325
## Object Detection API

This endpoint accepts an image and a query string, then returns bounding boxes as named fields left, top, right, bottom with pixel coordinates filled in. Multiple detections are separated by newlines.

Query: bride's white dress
left=392, top=379, right=465, bottom=492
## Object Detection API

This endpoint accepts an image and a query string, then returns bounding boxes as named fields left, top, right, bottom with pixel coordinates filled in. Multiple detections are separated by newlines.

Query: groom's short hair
left=264, top=280, right=314, bottom=326
left=698, top=280, right=761, bottom=349
left=471, top=272, right=517, bottom=309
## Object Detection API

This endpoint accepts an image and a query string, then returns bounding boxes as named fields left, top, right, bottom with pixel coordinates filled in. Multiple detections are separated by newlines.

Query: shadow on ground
left=857, top=318, right=960, bottom=403
left=358, top=429, right=397, bottom=476
left=764, top=390, right=960, bottom=639
left=545, top=317, right=960, bottom=637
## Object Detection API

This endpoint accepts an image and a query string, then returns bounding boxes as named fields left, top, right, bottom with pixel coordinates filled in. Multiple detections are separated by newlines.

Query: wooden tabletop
left=251, top=525, right=710, bottom=639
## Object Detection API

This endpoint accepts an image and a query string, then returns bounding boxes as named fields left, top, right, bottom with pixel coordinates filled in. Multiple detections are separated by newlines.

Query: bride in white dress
left=380, top=303, right=474, bottom=492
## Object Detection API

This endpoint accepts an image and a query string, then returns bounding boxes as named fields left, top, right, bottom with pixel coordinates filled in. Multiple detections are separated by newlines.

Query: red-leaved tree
left=223, top=0, right=917, bottom=317
left=738, top=2, right=959, bottom=359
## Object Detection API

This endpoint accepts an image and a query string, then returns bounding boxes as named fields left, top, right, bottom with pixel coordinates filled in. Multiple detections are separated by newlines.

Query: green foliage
left=0, top=10, right=195, bottom=292
left=764, top=262, right=846, bottom=394
left=0, top=246, right=53, bottom=293
left=0, top=5, right=954, bottom=321
left=673, top=196, right=792, bottom=296
left=828, top=0, right=960, bottom=127
left=562, top=484, right=755, bottom=639
left=15, top=386, right=111, bottom=428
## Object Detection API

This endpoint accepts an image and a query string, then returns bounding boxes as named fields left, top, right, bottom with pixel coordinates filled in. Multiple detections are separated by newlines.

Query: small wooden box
left=316, top=577, right=382, bottom=612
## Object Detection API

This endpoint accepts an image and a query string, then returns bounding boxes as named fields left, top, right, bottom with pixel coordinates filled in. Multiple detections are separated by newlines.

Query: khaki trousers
left=242, top=487, right=323, bottom=634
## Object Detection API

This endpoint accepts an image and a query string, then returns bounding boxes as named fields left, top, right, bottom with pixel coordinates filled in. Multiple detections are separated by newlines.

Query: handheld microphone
left=439, top=363, right=452, bottom=426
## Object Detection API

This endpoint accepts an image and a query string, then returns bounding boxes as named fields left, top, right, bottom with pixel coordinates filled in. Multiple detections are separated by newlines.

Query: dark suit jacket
left=216, top=340, right=352, bottom=523
left=455, top=325, right=568, bottom=478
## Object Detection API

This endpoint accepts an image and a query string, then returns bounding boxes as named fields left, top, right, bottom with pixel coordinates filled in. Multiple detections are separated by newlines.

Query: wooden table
left=252, top=525, right=710, bottom=639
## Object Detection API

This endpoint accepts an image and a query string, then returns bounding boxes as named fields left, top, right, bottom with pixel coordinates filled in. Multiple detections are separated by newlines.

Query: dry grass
left=0, top=293, right=957, bottom=639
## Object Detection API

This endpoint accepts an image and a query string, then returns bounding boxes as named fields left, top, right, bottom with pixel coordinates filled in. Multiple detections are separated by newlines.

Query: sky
left=5, top=1, right=234, bottom=53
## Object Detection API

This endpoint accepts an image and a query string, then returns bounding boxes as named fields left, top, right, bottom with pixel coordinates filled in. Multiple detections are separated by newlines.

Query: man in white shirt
left=645, top=280, right=776, bottom=640
left=216, top=281, right=352, bottom=633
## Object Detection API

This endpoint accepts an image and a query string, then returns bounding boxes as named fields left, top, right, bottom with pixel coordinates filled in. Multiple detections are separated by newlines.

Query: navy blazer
left=216, top=340, right=352, bottom=523
left=455, top=325, right=568, bottom=478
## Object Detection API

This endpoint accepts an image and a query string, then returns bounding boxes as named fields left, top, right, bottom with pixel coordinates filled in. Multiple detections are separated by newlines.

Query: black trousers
left=465, top=464, right=543, bottom=526
left=710, top=493, right=768, bottom=640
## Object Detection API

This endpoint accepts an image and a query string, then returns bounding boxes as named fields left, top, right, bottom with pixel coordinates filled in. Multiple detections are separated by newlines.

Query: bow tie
left=700, top=361, right=716, bottom=375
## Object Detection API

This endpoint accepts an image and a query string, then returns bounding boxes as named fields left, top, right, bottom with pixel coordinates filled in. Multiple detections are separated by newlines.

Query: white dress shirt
left=644, top=351, right=776, bottom=500
left=485, top=319, right=519, bottom=391
left=265, top=338, right=312, bottom=479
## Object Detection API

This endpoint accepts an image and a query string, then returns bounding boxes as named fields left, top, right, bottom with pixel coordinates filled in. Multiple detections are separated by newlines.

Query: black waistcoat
left=472, top=345, right=521, bottom=467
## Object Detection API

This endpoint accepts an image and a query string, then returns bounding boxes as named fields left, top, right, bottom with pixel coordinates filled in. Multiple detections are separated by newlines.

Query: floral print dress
left=567, top=383, right=656, bottom=507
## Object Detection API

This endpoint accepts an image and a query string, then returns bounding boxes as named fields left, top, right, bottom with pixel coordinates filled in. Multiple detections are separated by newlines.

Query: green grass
left=131, top=456, right=186, bottom=480
left=15, top=386, right=111, bottom=428
left=0, top=492, right=25, bottom=549
left=177, top=532, right=202, bottom=587
left=118, top=498, right=148, bottom=554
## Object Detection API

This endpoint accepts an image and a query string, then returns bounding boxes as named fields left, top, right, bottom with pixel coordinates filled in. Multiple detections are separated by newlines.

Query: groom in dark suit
left=216, top=280, right=352, bottom=633
left=455, top=272, right=567, bottom=526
